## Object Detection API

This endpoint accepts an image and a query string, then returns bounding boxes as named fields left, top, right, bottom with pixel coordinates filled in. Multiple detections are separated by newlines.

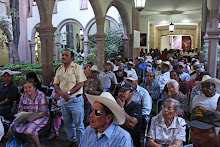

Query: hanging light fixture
left=169, top=12, right=174, bottom=32
left=134, top=0, right=146, bottom=11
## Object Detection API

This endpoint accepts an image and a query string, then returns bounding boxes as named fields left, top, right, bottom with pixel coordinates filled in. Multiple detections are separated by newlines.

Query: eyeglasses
left=91, top=108, right=103, bottom=117
left=162, top=105, right=174, bottom=111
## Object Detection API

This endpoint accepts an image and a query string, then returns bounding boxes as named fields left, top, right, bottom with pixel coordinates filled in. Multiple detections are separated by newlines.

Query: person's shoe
left=48, top=132, right=59, bottom=140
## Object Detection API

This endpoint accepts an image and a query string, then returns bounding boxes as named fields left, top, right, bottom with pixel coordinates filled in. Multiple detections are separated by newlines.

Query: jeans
left=61, top=95, right=84, bottom=144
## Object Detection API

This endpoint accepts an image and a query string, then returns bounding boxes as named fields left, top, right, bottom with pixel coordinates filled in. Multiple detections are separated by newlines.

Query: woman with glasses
left=147, top=98, right=186, bottom=147
left=9, top=81, right=49, bottom=147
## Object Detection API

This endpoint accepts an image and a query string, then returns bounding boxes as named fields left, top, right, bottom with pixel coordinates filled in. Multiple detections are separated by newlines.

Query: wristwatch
left=68, top=91, right=71, bottom=95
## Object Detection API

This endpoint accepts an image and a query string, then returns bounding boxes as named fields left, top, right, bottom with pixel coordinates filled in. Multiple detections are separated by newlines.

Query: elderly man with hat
left=79, top=92, right=133, bottom=147
left=0, top=70, right=18, bottom=116
left=155, top=61, right=173, bottom=93
left=99, top=61, right=118, bottom=92
left=124, top=61, right=137, bottom=77
left=117, top=81, right=142, bottom=147
left=192, top=75, right=220, bottom=111
left=83, top=65, right=103, bottom=126
left=177, top=62, right=191, bottom=81
left=186, top=106, right=220, bottom=147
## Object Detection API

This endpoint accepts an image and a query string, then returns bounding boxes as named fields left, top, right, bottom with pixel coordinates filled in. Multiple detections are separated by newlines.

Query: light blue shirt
left=79, top=123, right=133, bottom=147
left=132, top=85, right=152, bottom=116
left=179, top=72, right=191, bottom=81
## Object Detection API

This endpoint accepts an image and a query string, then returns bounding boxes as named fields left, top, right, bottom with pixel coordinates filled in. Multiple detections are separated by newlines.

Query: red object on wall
left=182, top=36, right=191, bottom=50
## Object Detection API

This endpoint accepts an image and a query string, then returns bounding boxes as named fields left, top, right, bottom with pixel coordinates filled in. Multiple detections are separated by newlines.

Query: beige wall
left=0, top=48, right=9, bottom=66
left=149, top=25, right=201, bottom=50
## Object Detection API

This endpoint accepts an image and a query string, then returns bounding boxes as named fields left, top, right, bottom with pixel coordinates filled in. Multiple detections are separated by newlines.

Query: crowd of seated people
left=1, top=48, right=220, bottom=147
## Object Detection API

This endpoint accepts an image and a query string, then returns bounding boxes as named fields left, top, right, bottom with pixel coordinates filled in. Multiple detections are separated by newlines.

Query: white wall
left=161, top=36, right=170, bottom=50
left=140, top=17, right=149, bottom=50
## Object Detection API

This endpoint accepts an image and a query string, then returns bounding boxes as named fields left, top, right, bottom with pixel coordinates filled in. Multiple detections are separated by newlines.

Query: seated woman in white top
left=147, top=98, right=186, bottom=147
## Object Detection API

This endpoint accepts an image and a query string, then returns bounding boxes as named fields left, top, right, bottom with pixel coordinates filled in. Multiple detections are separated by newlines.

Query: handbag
left=6, top=136, right=24, bottom=147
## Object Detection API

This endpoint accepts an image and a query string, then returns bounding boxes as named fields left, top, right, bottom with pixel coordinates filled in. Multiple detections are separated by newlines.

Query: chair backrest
left=156, top=99, right=163, bottom=115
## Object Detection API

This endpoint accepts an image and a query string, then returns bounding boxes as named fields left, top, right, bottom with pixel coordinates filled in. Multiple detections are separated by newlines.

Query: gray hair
left=119, top=63, right=124, bottom=66
left=146, top=71, right=155, bottom=78
left=167, top=79, right=179, bottom=88
left=164, top=98, right=181, bottom=111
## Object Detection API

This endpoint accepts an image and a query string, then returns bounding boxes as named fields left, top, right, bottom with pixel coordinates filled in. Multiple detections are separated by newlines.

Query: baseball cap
left=177, top=62, right=186, bottom=68
left=2, top=69, right=12, bottom=76
left=118, top=81, right=133, bottom=91
left=188, top=106, right=220, bottom=129
left=127, top=74, right=138, bottom=81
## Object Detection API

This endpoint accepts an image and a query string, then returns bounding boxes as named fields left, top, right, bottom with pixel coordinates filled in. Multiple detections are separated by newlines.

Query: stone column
left=30, top=43, right=36, bottom=64
left=123, top=38, right=130, bottom=58
left=94, top=34, right=106, bottom=70
left=36, top=26, right=56, bottom=85
left=207, top=0, right=220, bottom=78
left=8, top=42, right=13, bottom=63
left=54, top=42, right=60, bottom=61
left=82, top=40, right=90, bottom=56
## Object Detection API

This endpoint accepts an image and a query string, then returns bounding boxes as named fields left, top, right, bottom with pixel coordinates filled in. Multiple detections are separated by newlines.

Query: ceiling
left=126, top=0, right=203, bottom=30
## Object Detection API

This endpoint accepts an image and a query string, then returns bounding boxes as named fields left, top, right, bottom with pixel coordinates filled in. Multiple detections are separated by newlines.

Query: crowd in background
left=1, top=47, right=220, bottom=147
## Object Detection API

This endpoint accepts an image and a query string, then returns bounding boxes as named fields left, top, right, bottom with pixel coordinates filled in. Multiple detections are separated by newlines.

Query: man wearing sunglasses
left=80, top=92, right=133, bottom=147
left=117, top=81, right=142, bottom=147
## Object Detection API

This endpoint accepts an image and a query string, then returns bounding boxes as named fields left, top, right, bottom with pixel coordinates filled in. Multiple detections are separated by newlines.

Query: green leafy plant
left=88, top=28, right=124, bottom=61
left=84, top=53, right=99, bottom=65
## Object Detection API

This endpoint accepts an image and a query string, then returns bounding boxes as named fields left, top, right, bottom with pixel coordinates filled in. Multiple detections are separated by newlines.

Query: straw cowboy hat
left=126, top=61, right=135, bottom=68
left=162, top=61, right=173, bottom=72
left=85, top=92, right=125, bottom=125
left=195, top=75, right=220, bottom=88
left=90, top=65, right=100, bottom=73
left=103, top=61, right=114, bottom=71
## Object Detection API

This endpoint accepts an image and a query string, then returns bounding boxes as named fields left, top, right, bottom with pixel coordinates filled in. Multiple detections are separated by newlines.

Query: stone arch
left=89, top=0, right=105, bottom=35
left=55, top=18, right=85, bottom=60
left=84, top=16, right=120, bottom=41
left=56, top=18, right=84, bottom=33
left=105, top=1, right=131, bottom=39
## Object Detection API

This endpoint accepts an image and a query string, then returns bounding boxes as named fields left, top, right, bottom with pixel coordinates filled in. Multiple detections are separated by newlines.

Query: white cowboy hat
left=85, top=92, right=125, bottom=125
left=103, top=61, right=114, bottom=71
left=90, top=65, right=100, bottom=73
left=195, top=75, right=220, bottom=88
left=162, top=61, right=173, bottom=72
left=157, top=59, right=162, bottom=65
left=126, top=61, right=134, bottom=68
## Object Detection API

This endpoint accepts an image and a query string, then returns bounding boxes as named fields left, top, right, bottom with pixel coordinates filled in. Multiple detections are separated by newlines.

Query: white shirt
left=179, top=72, right=191, bottom=81
left=113, top=66, right=119, bottom=71
left=192, top=93, right=220, bottom=110
left=148, top=114, right=186, bottom=146
left=154, top=71, right=161, bottom=78
left=155, top=72, right=170, bottom=93
left=124, top=68, right=137, bottom=77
